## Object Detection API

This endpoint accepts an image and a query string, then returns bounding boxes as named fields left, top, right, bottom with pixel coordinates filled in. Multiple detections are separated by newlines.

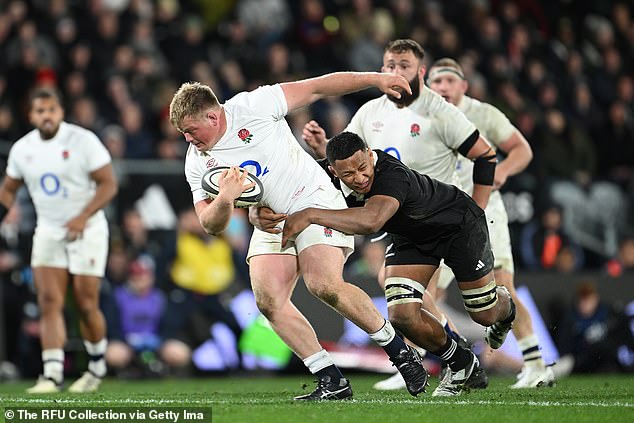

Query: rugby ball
left=201, top=166, right=264, bottom=208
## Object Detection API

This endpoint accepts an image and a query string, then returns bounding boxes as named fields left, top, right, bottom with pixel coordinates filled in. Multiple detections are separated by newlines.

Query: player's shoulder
left=414, top=87, right=458, bottom=117
left=62, top=122, right=101, bottom=143
left=9, top=128, right=40, bottom=156
left=227, top=84, right=282, bottom=107
left=356, top=96, right=390, bottom=115
left=463, top=95, right=504, bottom=117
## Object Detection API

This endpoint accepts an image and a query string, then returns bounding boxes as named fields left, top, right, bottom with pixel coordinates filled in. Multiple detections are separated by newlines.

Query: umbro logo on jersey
left=475, top=260, right=485, bottom=271
left=237, top=128, right=253, bottom=143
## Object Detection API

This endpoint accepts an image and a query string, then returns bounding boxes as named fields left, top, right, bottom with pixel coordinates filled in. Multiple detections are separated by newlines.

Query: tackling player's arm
left=65, top=163, right=118, bottom=237
left=281, top=72, right=411, bottom=113
left=281, top=195, right=399, bottom=247
left=457, top=130, right=497, bottom=210
left=0, top=175, right=23, bottom=222
left=195, top=167, right=253, bottom=235
left=494, top=130, right=532, bottom=190
left=248, top=206, right=287, bottom=234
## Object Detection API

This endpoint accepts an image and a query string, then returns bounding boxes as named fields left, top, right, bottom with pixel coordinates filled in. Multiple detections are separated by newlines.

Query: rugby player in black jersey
left=281, top=131, right=516, bottom=396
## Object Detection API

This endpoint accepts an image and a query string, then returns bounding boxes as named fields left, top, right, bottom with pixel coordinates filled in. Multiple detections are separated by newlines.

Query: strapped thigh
left=461, top=279, right=498, bottom=313
left=385, top=277, right=425, bottom=307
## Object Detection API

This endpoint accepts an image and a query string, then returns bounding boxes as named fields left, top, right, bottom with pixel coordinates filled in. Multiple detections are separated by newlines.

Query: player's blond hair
left=169, top=82, right=220, bottom=129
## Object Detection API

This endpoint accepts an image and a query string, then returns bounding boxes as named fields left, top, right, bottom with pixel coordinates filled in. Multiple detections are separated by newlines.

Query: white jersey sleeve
left=456, top=96, right=518, bottom=193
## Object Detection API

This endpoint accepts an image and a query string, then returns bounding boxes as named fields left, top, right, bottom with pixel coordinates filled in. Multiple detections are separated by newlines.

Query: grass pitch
left=1, top=374, right=632, bottom=423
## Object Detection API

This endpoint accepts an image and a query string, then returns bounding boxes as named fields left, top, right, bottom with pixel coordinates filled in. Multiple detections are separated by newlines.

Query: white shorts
left=247, top=185, right=355, bottom=263
left=437, top=193, right=513, bottom=289
left=31, top=219, right=109, bottom=277
left=246, top=224, right=354, bottom=264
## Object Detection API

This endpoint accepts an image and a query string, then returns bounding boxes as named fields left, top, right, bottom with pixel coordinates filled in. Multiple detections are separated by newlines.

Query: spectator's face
left=382, top=50, right=422, bottom=107
left=428, top=70, right=467, bottom=106
left=329, top=148, right=376, bottom=194
left=577, top=293, right=599, bottom=318
left=30, top=97, right=64, bottom=139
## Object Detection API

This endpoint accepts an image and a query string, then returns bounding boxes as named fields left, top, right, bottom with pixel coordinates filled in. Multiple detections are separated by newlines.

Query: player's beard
left=387, top=74, right=420, bottom=108
left=38, top=121, right=60, bottom=139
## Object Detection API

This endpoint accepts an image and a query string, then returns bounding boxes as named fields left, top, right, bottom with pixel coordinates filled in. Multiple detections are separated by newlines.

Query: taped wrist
left=473, top=150, right=497, bottom=186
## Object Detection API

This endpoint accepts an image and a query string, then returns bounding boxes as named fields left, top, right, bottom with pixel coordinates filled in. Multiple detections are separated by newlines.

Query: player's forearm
left=497, top=132, right=533, bottom=178
left=307, top=207, right=381, bottom=235
left=308, top=72, right=384, bottom=100
left=199, top=196, right=234, bottom=235
left=471, top=184, right=491, bottom=210
left=497, top=142, right=533, bottom=178
left=77, top=180, right=118, bottom=220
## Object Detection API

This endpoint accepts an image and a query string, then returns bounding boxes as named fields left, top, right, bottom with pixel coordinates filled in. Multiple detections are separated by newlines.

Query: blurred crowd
left=1, top=0, right=634, bottom=379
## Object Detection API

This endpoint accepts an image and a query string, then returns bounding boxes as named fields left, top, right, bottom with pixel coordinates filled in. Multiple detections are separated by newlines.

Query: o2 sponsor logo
left=239, top=160, right=269, bottom=177
left=40, top=173, right=67, bottom=197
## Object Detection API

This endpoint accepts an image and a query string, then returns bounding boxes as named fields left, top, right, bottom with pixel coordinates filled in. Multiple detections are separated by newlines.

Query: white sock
left=368, top=320, right=396, bottom=346
left=84, top=339, right=107, bottom=377
left=517, top=334, right=545, bottom=367
left=302, top=349, right=335, bottom=374
left=42, top=349, right=64, bottom=384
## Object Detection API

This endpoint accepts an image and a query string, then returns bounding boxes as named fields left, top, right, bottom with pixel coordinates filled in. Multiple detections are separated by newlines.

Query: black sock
left=433, top=337, right=471, bottom=371
left=315, top=364, right=345, bottom=382
left=383, top=335, right=408, bottom=358
left=444, top=322, right=460, bottom=342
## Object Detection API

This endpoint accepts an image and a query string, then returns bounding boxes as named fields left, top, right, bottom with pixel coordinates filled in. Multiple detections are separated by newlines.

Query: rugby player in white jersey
left=299, top=39, right=508, bottom=390
left=428, top=58, right=555, bottom=388
left=168, top=72, right=430, bottom=401
left=0, top=89, right=117, bottom=393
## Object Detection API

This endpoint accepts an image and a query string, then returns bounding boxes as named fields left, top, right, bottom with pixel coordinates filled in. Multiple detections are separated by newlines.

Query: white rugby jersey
left=454, top=95, right=516, bottom=194
left=6, top=122, right=111, bottom=229
left=345, top=86, right=476, bottom=184
left=185, top=84, right=338, bottom=214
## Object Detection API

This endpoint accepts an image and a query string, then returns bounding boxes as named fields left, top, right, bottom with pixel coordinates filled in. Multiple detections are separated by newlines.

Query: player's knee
left=252, top=287, right=278, bottom=321
left=75, top=297, right=99, bottom=318
left=305, top=280, right=339, bottom=308
left=160, top=340, right=191, bottom=367
left=461, top=279, right=499, bottom=326
left=37, top=290, right=64, bottom=313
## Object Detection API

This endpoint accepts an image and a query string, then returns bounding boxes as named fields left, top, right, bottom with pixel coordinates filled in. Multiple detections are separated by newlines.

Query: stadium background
left=0, top=0, right=633, bottom=380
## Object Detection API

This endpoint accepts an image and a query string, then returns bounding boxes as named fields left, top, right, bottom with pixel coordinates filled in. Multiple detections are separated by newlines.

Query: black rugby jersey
left=320, top=149, right=484, bottom=246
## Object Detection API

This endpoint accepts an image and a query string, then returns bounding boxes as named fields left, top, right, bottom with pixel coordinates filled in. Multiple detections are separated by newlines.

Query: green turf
left=1, top=374, right=632, bottom=423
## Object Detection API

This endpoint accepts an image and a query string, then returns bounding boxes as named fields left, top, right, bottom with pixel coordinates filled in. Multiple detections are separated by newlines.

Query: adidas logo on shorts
left=475, top=260, right=485, bottom=271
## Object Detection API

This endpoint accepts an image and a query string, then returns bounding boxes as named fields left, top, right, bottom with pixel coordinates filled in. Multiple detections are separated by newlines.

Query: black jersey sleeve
left=369, top=167, right=410, bottom=206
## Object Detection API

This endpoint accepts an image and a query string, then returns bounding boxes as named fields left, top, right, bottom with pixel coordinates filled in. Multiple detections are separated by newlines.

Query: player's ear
left=328, top=165, right=338, bottom=178
left=206, top=110, right=218, bottom=126
left=418, top=65, right=427, bottom=81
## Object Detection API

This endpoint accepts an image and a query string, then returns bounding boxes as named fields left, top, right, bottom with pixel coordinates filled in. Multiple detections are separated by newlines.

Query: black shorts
left=385, top=213, right=494, bottom=282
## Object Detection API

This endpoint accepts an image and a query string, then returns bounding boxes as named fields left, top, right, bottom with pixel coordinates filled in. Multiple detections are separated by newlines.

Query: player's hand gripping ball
left=201, top=166, right=264, bottom=208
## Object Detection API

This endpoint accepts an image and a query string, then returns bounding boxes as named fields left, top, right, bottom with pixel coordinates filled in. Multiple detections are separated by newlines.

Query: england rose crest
left=324, top=227, right=333, bottom=237
left=410, top=123, right=420, bottom=137
left=238, top=128, right=253, bottom=143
